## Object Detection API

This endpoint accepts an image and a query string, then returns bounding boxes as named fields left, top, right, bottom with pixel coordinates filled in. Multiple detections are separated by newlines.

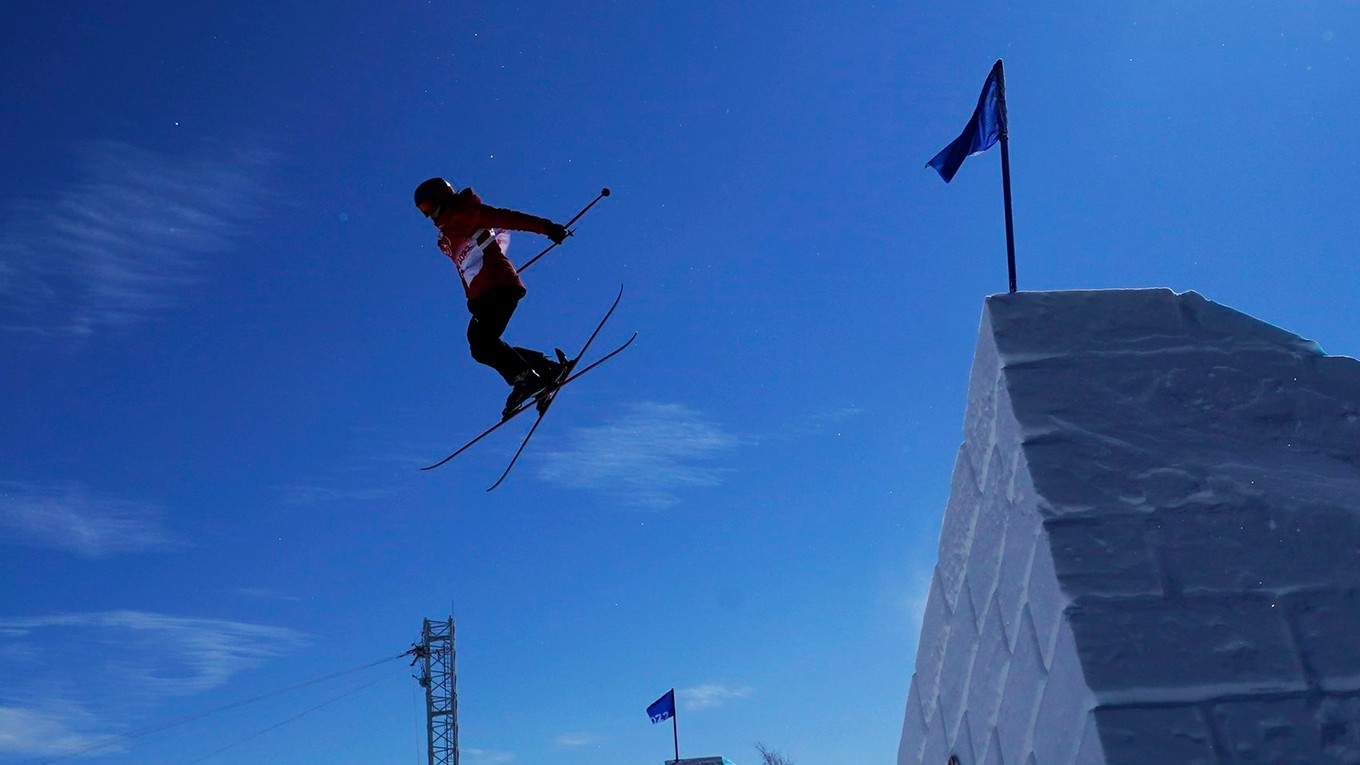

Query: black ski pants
left=466, top=285, right=551, bottom=386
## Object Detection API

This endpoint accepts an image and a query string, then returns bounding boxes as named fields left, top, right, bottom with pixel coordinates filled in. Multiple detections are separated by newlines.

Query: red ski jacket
left=432, top=187, right=557, bottom=300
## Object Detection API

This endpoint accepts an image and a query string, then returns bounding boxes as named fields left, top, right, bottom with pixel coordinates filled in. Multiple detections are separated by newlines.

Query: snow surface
left=898, top=289, right=1360, bottom=765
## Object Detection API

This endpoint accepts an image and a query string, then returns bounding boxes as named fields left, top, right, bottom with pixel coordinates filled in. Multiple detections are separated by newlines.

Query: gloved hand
left=546, top=222, right=569, bottom=245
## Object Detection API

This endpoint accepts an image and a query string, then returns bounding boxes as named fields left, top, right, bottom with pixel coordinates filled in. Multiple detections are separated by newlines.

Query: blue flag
left=647, top=689, right=675, bottom=724
left=927, top=61, right=1006, bottom=183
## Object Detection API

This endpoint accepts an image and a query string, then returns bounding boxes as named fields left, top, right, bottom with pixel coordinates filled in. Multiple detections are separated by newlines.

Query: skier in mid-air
left=414, top=177, right=570, bottom=418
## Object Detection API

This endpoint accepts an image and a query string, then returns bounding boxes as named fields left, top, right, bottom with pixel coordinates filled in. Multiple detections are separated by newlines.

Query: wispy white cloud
left=0, top=139, right=273, bottom=338
left=554, top=732, right=601, bottom=748
left=903, top=568, right=933, bottom=635
left=269, top=422, right=436, bottom=508
left=805, top=404, right=865, bottom=433
left=536, top=402, right=745, bottom=508
left=0, top=481, right=178, bottom=557
left=0, top=611, right=307, bottom=698
left=0, top=611, right=306, bottom=758
left=892, top=564, right=935, bottom=661
left=274, top=482, right=406, bottom=507
left=231, top=588, right=303, bottom=603
left=678, top=683, right=754, bottom=711
left=464, top=748, right=516, bottom=765
left=0, top=702, right=120, bottom=759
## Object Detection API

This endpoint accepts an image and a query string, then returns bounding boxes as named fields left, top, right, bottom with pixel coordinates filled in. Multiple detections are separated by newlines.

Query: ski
left=420, top=284, right=634, bottom=477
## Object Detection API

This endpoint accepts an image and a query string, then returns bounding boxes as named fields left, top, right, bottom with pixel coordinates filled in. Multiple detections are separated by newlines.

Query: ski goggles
left=417, top=199, right=442, bottom=219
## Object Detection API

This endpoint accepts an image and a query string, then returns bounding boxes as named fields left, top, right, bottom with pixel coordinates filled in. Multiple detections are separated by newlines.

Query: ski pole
left=517, top=187, right=611, bottom=273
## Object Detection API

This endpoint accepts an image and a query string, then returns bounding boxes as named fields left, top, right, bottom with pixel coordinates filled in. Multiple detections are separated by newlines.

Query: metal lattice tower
left=416, top=617, right=458, bottom=765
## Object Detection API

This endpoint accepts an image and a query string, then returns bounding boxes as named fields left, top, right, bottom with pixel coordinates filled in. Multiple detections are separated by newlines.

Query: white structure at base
left=898, top=289, right=1360, bottom=765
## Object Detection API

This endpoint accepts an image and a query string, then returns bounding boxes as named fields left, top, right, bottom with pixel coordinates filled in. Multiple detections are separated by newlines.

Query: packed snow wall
left=898, top=289, right=1360, bottom=765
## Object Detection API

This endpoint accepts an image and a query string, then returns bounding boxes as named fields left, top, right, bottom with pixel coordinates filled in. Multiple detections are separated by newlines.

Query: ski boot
left=535, top=349, right=576, bottom=414
left=503, top=369, right=551, bottom=419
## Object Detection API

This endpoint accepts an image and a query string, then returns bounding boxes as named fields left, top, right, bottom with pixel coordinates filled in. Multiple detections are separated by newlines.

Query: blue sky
left=2, top=2, right=1359, bottom=765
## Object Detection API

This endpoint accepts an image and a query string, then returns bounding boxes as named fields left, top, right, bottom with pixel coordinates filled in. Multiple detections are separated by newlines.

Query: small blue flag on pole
left=927, top=60, right=1006, bottom=183
left=647, top=689, right=676, bottom=724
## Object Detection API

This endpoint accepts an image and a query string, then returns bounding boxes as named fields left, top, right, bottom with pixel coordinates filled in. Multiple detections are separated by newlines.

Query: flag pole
left=671, top=693, right=680, bottom=763
left=995, top=59, right=1017, bottom=293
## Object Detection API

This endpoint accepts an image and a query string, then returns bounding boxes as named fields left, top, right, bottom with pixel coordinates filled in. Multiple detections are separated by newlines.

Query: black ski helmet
left=413, top=177, right=456, bottom=211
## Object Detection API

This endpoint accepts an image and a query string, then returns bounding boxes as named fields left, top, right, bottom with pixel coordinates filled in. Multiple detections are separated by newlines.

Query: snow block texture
left=897, top=289, right=1360, bottom=765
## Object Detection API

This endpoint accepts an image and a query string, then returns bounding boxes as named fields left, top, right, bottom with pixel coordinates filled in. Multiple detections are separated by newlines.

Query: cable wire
left=180, top=674, right=392, bottom=765
left=16, top=651, right=410, bottom=765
